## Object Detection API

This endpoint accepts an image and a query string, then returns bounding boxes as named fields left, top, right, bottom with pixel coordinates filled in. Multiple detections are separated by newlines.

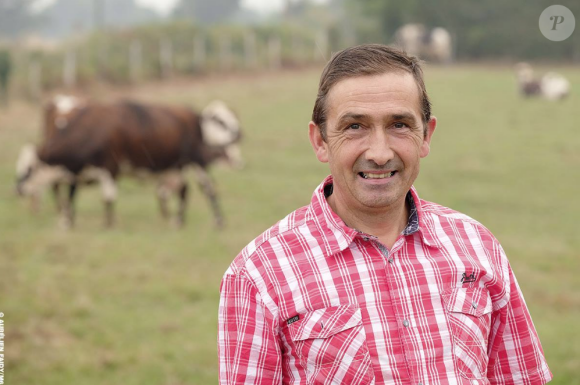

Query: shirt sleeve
left=218, top=272, right=282, bottom=385
left=486, top=249, right=552, bottom=385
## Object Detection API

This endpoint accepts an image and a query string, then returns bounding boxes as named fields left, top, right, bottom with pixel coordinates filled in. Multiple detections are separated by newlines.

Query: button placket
left=378, top=242, right=417, bottom=385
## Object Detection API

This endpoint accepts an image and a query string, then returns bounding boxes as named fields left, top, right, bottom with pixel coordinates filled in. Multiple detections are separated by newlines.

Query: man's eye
left=393, top=122, right=408, bottom=129
left=348, top=123, right=360, bottom=130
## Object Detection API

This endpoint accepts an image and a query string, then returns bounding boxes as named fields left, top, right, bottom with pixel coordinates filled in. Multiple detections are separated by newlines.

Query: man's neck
left=327, top=191, right=410, bottom=249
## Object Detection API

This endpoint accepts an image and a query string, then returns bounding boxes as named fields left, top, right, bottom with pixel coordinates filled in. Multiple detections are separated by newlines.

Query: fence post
left=95, top=35, right=107, bottom=81
left=219, top=35, right=233, bottom=71
left=268, top=36, right=282, bottom=70
left=244, top=30, right=257, bottom=70
left=314, top=30, right=329, bottom=63
left=63, top=49, right=76, bottom=88
left=160, top=38, right=173, bottom=78
left=28, top=60, right=42, bottom=102
left=292, top=35, right=304, bottom=65
left=129, top=39, right=142, bottom=83
left=193, top=34, right=206, bottom=71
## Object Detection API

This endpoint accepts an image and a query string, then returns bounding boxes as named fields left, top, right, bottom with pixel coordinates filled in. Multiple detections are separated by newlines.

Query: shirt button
left=472, top=302, right=478, bottom=309
left=363, top=237, right=369, bottom=241
left=403, top=319, right=409, bottom=327
left=388, top=258, right=394, bottom=264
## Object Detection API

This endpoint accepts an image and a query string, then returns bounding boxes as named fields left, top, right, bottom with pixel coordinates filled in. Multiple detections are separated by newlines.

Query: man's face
left=309, top=72, right=436, bottom=213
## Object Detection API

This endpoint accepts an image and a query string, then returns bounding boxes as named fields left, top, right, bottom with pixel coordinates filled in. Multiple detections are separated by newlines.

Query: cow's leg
left=59, top=182, right=77, bottom=230
left=52, top=182, right=62, bottom=213
left=193, top=166, right=223, bottom=229
left=97, top=169, right=117, bottom=228
left=28, top=191, right=41, bottom=215
left=176, top=181, right=189, bottom=228
left=156, top=182, right=170, bottom=220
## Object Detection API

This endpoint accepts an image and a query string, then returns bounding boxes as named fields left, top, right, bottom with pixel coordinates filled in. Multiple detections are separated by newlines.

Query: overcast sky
left=136, top=0, right=288, bottom=15
left=34, top=0, right=292, bottom=15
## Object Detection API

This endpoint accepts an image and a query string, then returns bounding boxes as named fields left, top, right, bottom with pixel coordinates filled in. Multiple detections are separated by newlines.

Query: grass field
left=0, top=64, right=579, bottom=384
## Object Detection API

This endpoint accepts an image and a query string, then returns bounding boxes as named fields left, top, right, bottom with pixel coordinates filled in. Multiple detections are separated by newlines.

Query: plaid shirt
left=218, top=175, right=552, bottom=385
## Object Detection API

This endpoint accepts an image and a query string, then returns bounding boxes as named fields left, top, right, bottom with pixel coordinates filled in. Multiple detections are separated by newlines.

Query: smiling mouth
left=359, top=171, right=396, bottom=179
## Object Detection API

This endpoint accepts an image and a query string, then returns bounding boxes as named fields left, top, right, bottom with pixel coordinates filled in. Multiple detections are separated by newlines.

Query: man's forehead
left=326, top=72, right=422, bottom=117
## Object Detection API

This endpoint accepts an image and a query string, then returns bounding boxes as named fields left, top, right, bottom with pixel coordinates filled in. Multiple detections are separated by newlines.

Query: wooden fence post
left=244, top=31, right=257, bottom=70
left=63, top=49, right=76, bottom=88
left=292, top=35, right=304, bottom=65
left=193, top=34, right=206, bottom=71
left=314, top=30, right=329, bottom=63
left=268, top=36, right=282, bottom=70
left=219, top=35, right=233, bottom=71
left=129, top=39, right=142, bottom=82
left=28, top=60, right=42, bottom=102
left=160, top=38, right=173, bottom=78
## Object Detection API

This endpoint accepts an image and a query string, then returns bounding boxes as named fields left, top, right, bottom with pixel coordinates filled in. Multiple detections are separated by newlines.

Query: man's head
left=308, top=44, right=436, bottom=216
left=312, top=44, right=432, bottom=141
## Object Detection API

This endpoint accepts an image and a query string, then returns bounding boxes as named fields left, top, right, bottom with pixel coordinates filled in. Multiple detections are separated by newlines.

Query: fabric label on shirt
left=461, top=272, right=477, bottom=284
left=287, top=315, right=300, bottom=325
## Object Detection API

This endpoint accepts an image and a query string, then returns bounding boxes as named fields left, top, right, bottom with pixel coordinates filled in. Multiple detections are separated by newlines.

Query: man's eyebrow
left=337, top=112, right=419, bottom=124
left=336, top=113, right=369, bottom=123
left=391, top=112, right=418, bottom=123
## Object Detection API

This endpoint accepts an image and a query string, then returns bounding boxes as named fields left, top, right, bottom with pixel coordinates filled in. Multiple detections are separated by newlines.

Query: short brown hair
left=312, top=44, right=431, bottom=140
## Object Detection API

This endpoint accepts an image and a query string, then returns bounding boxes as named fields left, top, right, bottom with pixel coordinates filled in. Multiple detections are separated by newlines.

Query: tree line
left=2, top=0, right=578, bottom=61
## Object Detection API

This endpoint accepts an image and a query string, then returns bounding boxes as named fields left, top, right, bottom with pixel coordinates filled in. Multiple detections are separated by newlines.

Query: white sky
left=34, top=0, right=290, bottom=15
left=135, top=0, right=288, bottom=15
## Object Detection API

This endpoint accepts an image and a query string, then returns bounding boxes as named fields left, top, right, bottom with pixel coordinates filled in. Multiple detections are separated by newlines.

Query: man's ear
left=309, top=121, right=329, bottom=163
left=420, top=116, right=437, bottom=158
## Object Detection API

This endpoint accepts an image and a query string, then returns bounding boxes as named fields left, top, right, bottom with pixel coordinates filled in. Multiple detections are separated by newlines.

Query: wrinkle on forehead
left=327, top=73, right=422, bottom=122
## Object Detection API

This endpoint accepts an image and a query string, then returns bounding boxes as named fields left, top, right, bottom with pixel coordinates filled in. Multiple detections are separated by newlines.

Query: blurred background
left=0, top=0, right=578, bottom=384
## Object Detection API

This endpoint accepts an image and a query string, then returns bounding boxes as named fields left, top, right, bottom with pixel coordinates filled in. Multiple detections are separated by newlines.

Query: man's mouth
left=358, top=171, right=396, bottom=179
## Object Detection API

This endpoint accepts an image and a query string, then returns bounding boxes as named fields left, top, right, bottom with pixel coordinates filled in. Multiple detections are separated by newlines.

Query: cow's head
left=515, top=62, right=534, bottom=83
left=15, top=144, right=72, bottom=198
left=45, top=94, right=86, bottom=136
left=15, top=144, right=40, bottom=196
left=201, top=100, right=244, bottom=169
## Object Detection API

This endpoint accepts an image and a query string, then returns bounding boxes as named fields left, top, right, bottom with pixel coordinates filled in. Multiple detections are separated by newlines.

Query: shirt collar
left=308, top=175, right=443, bottom=256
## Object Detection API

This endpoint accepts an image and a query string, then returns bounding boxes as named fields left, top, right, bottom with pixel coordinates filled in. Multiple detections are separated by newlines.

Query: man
left=218, top=44, right=551, bottom=385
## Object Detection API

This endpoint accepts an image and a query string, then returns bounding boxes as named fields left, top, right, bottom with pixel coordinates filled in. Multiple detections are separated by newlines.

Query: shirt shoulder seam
left=422, top=202, right=495, bottom=236
left=225, top=207, right=313, bottom=278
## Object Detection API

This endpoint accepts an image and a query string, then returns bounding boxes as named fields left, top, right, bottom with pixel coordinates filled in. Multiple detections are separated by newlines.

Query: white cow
left=394, top=24, right=453, bottom=63
left=514, top=62, right=570, bottom=101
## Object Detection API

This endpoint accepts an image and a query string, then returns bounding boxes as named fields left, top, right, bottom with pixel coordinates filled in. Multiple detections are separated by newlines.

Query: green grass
left=0, top=65, right=579, bottom=384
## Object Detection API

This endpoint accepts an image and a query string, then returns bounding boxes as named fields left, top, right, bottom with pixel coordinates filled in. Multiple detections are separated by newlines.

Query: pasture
left=0, top=64, right=579, bottom=384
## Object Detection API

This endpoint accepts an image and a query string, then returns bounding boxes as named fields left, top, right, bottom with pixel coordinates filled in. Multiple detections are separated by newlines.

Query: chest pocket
left=288, top=304, right=374, bottom=385
left=443, top=287, right=493, bottom=380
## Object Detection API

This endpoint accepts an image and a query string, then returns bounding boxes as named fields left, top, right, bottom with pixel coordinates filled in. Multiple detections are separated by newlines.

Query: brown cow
left=16, top=98, right=243, bottom=229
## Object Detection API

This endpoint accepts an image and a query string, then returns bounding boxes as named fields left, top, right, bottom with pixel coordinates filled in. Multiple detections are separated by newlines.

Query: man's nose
left=364, top=129, right=394, bottom=166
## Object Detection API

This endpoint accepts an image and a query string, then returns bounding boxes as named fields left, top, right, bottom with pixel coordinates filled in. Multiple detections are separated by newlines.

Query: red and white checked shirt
left=218, top=175, right=552, bottom=385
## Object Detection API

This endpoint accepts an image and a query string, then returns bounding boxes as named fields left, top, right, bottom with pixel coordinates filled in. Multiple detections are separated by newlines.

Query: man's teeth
left=361, top=172, right=394, bottom=179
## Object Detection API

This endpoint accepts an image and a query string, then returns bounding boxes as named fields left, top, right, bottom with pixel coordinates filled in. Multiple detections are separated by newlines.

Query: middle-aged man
left=218, top=44, right=551, bottom=385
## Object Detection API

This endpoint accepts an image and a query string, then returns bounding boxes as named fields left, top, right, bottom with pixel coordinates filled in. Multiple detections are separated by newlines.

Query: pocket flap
left=288, top=304, right=362, bottom=341
left=443, top=287, right=492, bottom=317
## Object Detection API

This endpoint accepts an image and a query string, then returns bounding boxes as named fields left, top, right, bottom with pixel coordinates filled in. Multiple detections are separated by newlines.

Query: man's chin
left=356, top=195, right=399, bottom=210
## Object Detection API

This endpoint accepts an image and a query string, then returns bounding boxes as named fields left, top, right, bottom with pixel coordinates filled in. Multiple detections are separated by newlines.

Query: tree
left=343, top=0, right=580, bottom=61
left=172, top=0, right=240, bottom=24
